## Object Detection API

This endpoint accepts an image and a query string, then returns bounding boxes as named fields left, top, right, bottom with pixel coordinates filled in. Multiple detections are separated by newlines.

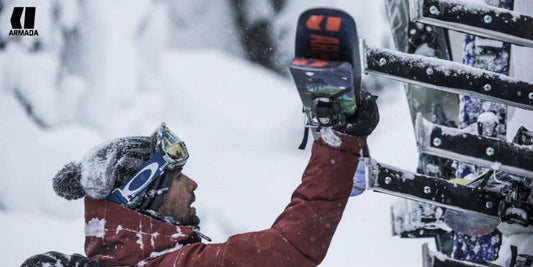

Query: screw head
left=484, top=15, right=493, bottom=24
left=486, top=147, right=495, bottom=156
left=483, top=84, right=492, bottom=92
left=429, top=5, right=439, bottom=15
left=424, top=186, right=432, bottom=194
left=433, top=137, right=442, bottom=147
left=486, top=201, right=494, bottom=209
left=379, top=58, right=387, bottom=66
left=426, top=68, right=434, bottom=75
left=385, top=177, right=392, bottom=185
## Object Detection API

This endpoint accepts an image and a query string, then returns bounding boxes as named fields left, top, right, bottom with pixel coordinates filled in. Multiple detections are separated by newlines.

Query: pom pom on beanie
left=53, top=162, right=85, bottom=200
left=53, top=136, right=154, bottom=200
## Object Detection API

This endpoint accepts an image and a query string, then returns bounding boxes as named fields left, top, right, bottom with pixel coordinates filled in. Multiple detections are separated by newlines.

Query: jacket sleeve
left=147, top=133, right=366, bottom=267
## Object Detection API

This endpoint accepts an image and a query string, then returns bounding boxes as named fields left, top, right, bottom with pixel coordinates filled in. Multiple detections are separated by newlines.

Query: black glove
left=21, top=251, right=102, bottom=267
left=335, top=89, right=379, bottom=137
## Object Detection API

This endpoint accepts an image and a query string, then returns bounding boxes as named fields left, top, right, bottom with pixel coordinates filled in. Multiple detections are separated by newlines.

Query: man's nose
left=186, top=177, right=197, bottom=192
left=189, top=180, right=197, bottom=191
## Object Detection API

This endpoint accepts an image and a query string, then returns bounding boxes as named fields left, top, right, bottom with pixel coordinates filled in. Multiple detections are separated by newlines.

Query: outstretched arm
left=149, top=89, right=379, bottom=267
left=147, top=132, right=365, bottom=267
left=271, top=133, right=366, bottom=264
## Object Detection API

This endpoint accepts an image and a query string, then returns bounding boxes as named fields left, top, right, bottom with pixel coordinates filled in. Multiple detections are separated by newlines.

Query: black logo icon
left=9, top=7, right=39, bottom=36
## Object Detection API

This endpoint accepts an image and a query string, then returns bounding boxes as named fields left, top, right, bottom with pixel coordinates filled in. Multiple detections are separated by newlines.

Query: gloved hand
left=21, top=251, right=102, bottom=267
left=335, top=89, right=379, bottom=137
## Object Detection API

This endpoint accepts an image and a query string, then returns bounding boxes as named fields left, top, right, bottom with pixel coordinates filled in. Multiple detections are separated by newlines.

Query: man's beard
left=183, top=214, right=200, bottom=227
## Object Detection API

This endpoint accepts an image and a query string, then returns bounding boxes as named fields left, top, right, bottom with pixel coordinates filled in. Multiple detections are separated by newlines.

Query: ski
left=409, top=0, right=533, bottom=47
left=360, top=40, right=533, bottom=111
left=365, top=158, right=503, bottom=219
left=415, top=115, right=533, bottom=179
left=290, top=8, right=361, bottom=149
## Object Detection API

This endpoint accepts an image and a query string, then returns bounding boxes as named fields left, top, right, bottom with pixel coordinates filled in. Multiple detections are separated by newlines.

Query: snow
left=439, top=0, right=524, bottom=21
left=79, top=142, right=118, bottom=199
left=85, top=218, right=106, bottom=238
left=415, top=43, right=437, bottom=57
left=136, top=242, right=184, bottom=267
left=319, top=127, right=342, bottom=148
left=477, top=112, right=499, bottom=125
left=494, top=232, right=533, bottom=267
left=0, top=47, right=425, bottom=266
left=0, top=94, right=101, bottom=216
left=504, top=208, right=528, bottom=221
left=0, top=212, right=85, bottom=264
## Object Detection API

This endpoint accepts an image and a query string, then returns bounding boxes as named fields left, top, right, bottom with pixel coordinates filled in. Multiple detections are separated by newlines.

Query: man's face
left=158, top=170, right=200, bottom=226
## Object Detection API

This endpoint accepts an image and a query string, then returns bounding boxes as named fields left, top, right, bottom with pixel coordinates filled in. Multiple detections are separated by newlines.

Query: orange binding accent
left=292, top=59, right=309, bottom=65
left=306, top=15, right=323, bottom=30
left=310, top=61, right=328, bottom=67
left=325, top=17, right=341, bottom=32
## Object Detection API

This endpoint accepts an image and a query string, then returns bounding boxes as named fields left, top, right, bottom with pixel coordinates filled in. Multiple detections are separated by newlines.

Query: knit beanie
left=52, top=134, right=175, bottom=212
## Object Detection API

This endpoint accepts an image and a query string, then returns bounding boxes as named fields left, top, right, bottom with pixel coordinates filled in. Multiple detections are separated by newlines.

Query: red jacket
left=85, top=134, right=366, bottom=267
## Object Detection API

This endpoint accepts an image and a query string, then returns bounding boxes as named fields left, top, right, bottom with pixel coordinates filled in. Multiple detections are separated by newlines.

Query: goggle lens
left=161, top=125, right=189, bottom=165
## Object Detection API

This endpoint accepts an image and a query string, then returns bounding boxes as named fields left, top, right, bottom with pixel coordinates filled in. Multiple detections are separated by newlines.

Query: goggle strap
left=107, top=152, right=167, bottom=206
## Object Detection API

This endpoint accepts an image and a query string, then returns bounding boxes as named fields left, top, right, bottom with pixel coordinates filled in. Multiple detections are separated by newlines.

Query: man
left=22, top=91, right=378, bottom=267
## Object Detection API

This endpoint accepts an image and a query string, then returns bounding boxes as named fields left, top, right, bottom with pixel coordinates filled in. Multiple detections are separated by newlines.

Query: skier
left=22, top=91, right=379, bottom=267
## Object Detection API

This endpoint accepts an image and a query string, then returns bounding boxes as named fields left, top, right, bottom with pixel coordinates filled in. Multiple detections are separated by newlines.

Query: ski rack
left=360, top=40, right=533, bottom=111
left=366, top=0, right=533, bottom=264
left=416, top=115, right=533, bottom=179
left=366, top=157, right=533, bottom=226
left=365, top=158, right=503, bottom=219
left=410, top=0, right=533, bottom=47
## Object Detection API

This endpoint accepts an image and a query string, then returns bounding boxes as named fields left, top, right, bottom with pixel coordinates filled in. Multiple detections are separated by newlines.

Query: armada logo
left=9, top=7, right=39, bottom=37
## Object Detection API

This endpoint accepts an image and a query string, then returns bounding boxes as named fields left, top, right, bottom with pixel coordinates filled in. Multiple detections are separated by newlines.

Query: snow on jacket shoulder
left=85, top=133, right=366, bottom=267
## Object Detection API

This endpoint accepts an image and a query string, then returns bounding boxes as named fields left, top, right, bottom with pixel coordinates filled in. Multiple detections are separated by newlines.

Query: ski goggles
left=107, top=122, right=189, bottom=206
left=157, top=122, right=189, bottom=169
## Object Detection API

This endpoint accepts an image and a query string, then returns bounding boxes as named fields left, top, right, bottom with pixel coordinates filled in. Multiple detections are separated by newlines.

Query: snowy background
left=0, top=1, right=531, bottom=266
